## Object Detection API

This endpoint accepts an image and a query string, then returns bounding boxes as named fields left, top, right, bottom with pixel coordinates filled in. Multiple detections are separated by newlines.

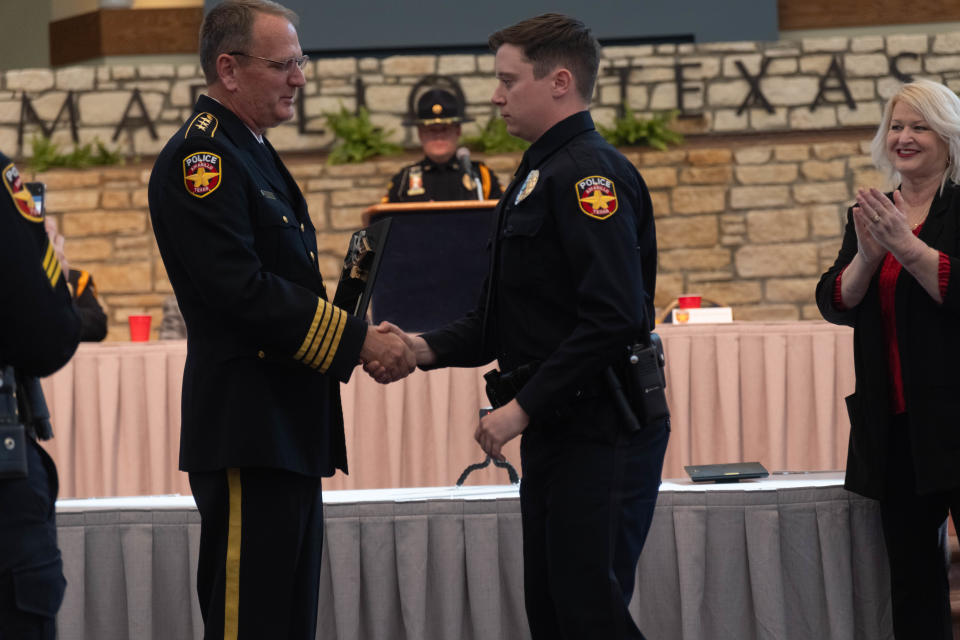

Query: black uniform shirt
left=0, top=152, right=80, bottom=376
left=383, top=157, right=503, bottom=202
left=149, top=96, right=367, bottom=477
left=422, top=111, right=656, bottom=422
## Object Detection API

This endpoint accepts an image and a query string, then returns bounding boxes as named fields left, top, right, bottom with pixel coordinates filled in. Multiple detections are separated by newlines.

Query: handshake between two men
left=358, top=321, right=529, bottom=461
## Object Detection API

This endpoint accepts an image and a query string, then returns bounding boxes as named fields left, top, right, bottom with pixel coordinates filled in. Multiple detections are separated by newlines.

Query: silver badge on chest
left=514, top=169, right=539, bottom=205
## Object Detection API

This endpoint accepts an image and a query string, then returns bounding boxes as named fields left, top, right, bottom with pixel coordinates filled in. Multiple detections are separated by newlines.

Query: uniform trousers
left=519, top=415, right=669, bottom=640
left=0, top=439, right=65, bottom=640
left=879, top=414, right=960, bottom=640
left=189, top=467, right=324, bottom=640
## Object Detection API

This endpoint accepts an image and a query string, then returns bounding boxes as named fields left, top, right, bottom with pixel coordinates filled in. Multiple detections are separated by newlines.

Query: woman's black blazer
left=816, top=182, right=960, bottom=499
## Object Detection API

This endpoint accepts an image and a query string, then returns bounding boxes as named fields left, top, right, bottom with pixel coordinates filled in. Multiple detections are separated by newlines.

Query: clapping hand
left=855, top=188, right=920, bottom=262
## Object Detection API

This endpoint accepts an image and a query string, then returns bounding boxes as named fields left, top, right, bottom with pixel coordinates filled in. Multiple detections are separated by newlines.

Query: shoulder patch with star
left=2, top=162, right=42, bottom=222
left=183, top=151, right=222, bottom=198
left=575, top=175, right=618, bottom=220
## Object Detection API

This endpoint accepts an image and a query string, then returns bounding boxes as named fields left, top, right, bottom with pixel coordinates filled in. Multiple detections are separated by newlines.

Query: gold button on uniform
left=257, top=350, right=265, bottom=359
left=282, top=216, right=288, bottom=224
left=300, top=223, right=305, bottom=232
left=309, top=251, right=315, bottom=260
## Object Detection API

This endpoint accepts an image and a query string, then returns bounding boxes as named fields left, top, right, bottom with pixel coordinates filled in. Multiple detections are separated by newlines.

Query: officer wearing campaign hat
left=383, top=83, right=502, bottom=202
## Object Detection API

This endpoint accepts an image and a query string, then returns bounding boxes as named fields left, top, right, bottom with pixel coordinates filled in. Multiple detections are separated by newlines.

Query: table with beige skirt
left=54, top=472, right=891, bottom=640
left=40, top=321, right=856, bottom=499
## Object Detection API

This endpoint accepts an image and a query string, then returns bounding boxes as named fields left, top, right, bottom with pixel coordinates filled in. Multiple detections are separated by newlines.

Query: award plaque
left=332, top=218, right=392, bottom=319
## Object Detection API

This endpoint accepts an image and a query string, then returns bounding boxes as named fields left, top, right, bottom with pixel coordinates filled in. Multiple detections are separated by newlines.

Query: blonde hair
left=870, top=79, right=960, bottom=190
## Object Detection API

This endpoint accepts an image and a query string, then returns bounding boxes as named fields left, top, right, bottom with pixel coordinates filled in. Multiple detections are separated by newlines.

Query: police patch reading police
left=2, top=163, right=41, bottom=222
left=576, top=175, right=618, bottom=219
left=183, top=152, right=222, bottom=198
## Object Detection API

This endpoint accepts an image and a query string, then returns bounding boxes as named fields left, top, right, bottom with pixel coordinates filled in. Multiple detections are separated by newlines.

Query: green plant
left=29, top=136, right=123, bottom=172
left=324, top=105, right=401, bottom=164
left=598, top=108, right=683, bottom=150
left=462, top=117, right=529, bottom=153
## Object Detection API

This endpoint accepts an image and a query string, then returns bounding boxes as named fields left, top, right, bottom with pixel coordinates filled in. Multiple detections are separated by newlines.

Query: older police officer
left=148, top=2, right=414, bottom=638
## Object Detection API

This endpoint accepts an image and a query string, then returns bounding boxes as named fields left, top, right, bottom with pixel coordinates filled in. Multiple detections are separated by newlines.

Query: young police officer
left=391, top=13, right=668, bottom=640
left=0, top=150, right=80, bottom=639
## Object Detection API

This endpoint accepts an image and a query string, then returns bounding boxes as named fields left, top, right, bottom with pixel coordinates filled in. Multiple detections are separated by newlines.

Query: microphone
left=456, top=146, right=483, bottom=200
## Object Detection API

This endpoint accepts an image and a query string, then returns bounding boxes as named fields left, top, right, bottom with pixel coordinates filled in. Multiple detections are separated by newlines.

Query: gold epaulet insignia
left=185, top=112, right=219, bottom=139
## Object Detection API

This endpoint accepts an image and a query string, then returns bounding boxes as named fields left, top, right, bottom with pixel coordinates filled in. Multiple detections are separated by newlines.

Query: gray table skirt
left=53, top=476, right=893, bottom=640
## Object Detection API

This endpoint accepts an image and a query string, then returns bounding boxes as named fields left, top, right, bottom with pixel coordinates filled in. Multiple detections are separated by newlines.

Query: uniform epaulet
left=185, top=112, right=219, bottom=139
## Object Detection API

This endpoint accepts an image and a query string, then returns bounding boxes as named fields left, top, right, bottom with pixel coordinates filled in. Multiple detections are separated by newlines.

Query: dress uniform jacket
left=0, top=151, right=79, bottom=638
left=149, top=95, right=367, bottom=478
left=422, top=111, right=656, bottom=428
left=817, top=182, right=960, bottom=499
left=384, top=157, right=502, bottom=202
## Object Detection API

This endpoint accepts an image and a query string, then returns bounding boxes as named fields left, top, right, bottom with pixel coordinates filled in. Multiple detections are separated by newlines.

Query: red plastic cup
left=677, top=294, right=702, bottom=309
left=128, top=315, right=152, bottom=341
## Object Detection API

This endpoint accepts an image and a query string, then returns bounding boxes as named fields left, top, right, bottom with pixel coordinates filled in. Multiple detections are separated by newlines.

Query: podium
left=362, top=200, right=498, bottom=332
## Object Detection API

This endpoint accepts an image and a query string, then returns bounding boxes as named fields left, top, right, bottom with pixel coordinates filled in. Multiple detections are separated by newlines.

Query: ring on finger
left=873, top=215, right=881, bottom=223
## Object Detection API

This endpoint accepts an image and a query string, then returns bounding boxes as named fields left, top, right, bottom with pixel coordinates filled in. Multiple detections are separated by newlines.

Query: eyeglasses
left=229, top=51, right=309, bottom=73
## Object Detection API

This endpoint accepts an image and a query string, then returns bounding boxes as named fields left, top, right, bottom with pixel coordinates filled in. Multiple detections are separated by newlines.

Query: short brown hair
left=488, top=13, right=601, bottom=103
left=199, top=0, right=298, bottom=85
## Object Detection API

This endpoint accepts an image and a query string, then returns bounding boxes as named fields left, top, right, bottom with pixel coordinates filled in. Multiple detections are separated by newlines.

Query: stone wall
left=29, top=129, right=876, bottom=341
left=3, top=30, right=960, bottom=157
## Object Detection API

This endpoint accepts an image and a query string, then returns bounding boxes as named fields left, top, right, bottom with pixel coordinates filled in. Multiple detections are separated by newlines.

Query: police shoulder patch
left=185, top=112, right=218, bottom=139
left=2, top=162, right=42, bottom=222
left=575, top=175, right=618, bottom=220
left=183, top=151, right=222, bottom=198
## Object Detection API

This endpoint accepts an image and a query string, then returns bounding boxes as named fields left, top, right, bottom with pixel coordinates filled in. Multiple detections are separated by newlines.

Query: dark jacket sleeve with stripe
left=0, top=153, right=80, bottom=376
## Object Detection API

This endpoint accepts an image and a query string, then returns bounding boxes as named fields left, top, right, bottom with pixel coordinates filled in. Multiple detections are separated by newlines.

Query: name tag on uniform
left=260, top=189, right=277, bottom=200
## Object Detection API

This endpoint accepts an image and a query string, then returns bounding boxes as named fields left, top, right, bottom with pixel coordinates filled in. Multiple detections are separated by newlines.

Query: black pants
left=519, top=418, right=669, bottom=640
left=0, top=439, right=65, bottom=640
left=880, top=415, right=960, bottom=640
left=189, top=467, right=324, bottom=640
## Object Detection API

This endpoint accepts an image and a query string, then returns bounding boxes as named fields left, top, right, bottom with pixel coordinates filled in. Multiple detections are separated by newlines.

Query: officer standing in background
left=0, top=151, right=81, bottom=639
left=148, top=1, right=413, bottom=638
left=383, top=13, right=668, bottom=639
left=383, top=85, right=503, bottom=202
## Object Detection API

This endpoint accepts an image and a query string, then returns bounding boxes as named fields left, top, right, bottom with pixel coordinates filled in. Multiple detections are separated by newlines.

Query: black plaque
left=332, top=218, right=392, bottom=319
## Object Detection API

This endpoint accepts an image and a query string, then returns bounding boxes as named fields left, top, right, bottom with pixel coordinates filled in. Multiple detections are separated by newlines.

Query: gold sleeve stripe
left=480, top=165, right=492, bottom=199
left=318, top=308, right=347, bottom=373
left=307, top=306, right=337, bottom=370
left=224, top=469, right=242, bottom=640
left=306, top=306, right=336, bottom=369
left=48, top=259, right=62, bottom=288
left=42, top=242, right=54, bottom=272
left=302, top=302, right=333, bottom=366
left=44, top=248, right=59, bottom=282
left=309, top=306, right=343, bottom=371
left=294, top=299, right=325, bottom=360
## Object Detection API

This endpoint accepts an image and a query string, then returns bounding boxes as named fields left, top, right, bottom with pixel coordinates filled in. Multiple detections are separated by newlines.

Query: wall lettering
left=17, top=91, right=79, bottom=153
